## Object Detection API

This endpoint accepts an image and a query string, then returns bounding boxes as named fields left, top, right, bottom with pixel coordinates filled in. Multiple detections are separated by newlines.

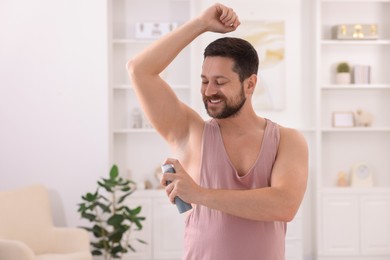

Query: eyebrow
left=200, top=75, right=229, bottom=80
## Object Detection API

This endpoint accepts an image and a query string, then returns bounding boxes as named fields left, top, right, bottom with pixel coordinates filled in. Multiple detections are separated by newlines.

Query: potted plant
left=335, top=62, right=351, bottom=84
left=78, top=165, right=146, bottom=260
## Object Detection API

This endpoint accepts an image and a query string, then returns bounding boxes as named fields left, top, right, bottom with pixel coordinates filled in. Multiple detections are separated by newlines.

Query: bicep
left=270, top=128, right=308, bottom=212
left=130, top=73, right=201, bottom=147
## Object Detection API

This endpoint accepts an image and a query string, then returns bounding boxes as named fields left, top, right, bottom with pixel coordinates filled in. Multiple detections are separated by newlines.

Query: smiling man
left=127, top=3, right=308, bottom=260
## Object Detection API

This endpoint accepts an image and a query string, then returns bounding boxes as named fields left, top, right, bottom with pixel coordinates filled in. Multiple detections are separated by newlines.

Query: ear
left=245, top=74, right=257, bottom=94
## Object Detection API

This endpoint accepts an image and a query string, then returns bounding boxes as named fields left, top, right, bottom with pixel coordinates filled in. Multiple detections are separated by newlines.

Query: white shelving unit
left=108, top=1, right=194, bottom=259
left=109, top=0, right=194, bottom=186
left=315, top=0, right=390, bottom=259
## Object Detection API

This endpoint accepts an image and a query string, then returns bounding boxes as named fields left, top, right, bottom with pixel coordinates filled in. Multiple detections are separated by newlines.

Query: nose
left=203, top=83, right=218, bottom=97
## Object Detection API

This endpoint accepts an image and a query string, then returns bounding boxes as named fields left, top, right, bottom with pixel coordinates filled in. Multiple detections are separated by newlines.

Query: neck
left=215, top=105, right=265, bottom=134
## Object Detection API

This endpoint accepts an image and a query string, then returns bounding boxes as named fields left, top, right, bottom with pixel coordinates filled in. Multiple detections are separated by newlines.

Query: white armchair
left=0, top=184, right=92, bottom=260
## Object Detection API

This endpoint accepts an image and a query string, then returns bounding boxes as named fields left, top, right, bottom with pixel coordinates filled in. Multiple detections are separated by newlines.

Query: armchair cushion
left=0, top=185, right=92, bottom=260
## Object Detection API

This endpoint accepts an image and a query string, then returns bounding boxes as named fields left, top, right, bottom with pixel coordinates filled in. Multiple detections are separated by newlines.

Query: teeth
left=210, top=99, right=221, bottom=104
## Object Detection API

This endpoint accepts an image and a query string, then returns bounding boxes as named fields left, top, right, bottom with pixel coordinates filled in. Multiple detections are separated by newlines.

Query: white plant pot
left=335, top=72, right=351, bottom=84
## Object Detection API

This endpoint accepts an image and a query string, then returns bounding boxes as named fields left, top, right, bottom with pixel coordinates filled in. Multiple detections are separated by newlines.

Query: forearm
left=196, top=187, right=298, bottom=222
left=128, top=18, right=205, bottom=76
left=128, top=3, right=239, bottom=77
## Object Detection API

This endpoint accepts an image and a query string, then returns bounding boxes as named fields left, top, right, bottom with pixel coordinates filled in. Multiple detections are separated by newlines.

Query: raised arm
left=126, top=4, right=240, bottom=148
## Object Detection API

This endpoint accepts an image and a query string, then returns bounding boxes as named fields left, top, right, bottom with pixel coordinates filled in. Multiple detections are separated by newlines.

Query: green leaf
left=121, top=186, right=131, bottom=192
left=108, top=229, right=124, bottom=243
left=96, top=201, right=111, bottom=213
left=136, top=238, right=147, bottom=244
left=110, top=165, right=119, bottom=180
left=110, top=244, right=124, bottom=258
left=133, top=218, right=143, bottom=230
left=97, top=181, right=112, bottom=192
left=78, top=203, right=87, bottom=212
left=118, top=191, right=134, bottom=204
left=81, top=212, right=96, bottom=222
left=129, top=206, right=142, bottom=215
left=128, top=244, right=136, bottom=252
left=80, top=226, right=94, bottom=233
left=92, top=224, right=108, bottom=238
left=91, top=240, right=106, bottom=249
left=82, top=192, right=97, bottom=202
left=107, top=214, right=124, bottom=226
left=91, top=249, right=102, bottom=255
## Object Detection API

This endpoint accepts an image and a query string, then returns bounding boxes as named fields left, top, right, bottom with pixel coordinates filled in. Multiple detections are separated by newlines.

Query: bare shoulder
left=278, top=126, right=308, bottom=156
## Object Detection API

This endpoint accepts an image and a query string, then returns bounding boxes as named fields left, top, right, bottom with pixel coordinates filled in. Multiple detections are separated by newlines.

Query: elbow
left=280, top=210, right=296, bottom=223
left=126, top=58, right=143, bottom=85
left=126, top=59, right=136, bottom=77
left=276, top=202, right=300, bottom=223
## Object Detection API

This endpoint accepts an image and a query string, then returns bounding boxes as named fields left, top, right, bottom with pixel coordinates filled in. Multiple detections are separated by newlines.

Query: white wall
left=0, top=0, right=109, bottom=228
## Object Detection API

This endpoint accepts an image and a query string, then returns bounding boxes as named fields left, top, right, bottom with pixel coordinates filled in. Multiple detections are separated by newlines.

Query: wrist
left=188, top=17, right=208, bottom=35
left=196, top=186, right=212, bottom=206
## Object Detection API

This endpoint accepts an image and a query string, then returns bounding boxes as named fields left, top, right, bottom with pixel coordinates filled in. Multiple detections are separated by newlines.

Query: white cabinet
left=320, top=194, right=360, bottom=255
left=360, top=195, right=390, bottom=255
left=285, top=208, right=304, bottom=260
left=319, top=191, right=390, bottom=259
left=315, top=0, right=390, bottom=259
left=123, top=191, right=185, bottom=260
left=152, top=198, right=185, bottom=259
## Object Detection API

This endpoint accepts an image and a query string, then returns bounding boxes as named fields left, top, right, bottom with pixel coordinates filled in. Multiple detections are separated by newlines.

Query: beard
left=203, top=86, right=246, bottom=119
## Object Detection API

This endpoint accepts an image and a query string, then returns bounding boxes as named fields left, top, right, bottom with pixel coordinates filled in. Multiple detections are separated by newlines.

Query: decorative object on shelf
left=136, top=181, right=146, bottom=190
left=155, top=166, right=164, bottom=189
left=354, top=109, right=373, bottom=127
left=132, top=107, right=143, bottom=128
left=337, top=171, right=349, bottom=187
left=350, top=162, right=374, bottom=187
left=335, top=62, right=351, bottom=84
left=135, top=22, right=178, bottom=40
left=142, top=114, right=153, bottom=129
left=144, top=179, right=153, bottom=190
left=333, top=24, right=378, bottom=40
left=353, top=64, right=371, bottom=84
left=332, top=111, right=355, bottom=127
left=78, top=165, right=146, bottom=259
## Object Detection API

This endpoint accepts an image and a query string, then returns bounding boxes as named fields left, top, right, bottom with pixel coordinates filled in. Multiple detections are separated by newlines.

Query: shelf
left=321, top=187, right=390, bottom=195
left=114, top=128, right=156, bottom=134
left=112, top=84, right=190, bottom=90
left=321, top=84, right=390, bottom=90
left=321, top=127, right=390, bottom=132
left=112, top=39, right=154, bottom=44
left=321, top=0, right=390, bottom=3
left=298, top=128, right=317, bottom=133
left=321, top=40, right=390, bottom=45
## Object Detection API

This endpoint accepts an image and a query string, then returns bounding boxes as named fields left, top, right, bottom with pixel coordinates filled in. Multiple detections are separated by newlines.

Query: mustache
left=203, top=94, right=226, bottom=101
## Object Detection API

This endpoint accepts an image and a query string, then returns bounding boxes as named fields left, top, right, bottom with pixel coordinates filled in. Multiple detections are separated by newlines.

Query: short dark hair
left=203, top=37, right=259, bottom=82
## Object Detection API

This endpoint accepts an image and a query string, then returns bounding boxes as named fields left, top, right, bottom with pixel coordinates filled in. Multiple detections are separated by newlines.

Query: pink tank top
left=183, top=118, right=286, bottom=260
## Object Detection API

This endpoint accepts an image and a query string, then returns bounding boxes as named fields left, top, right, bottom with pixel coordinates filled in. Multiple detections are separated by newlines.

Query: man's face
left=201, top=56, right=246, bottom=119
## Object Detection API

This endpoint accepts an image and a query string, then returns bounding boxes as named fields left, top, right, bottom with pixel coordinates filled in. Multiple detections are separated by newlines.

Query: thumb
left=163, top=158, right=183, bottom=173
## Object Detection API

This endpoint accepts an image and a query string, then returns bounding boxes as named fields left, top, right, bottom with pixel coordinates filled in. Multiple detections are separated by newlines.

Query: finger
left=225, top=12, right=238, bottom=27
left=164, top=158, right=183, bottom=172
left=161, top=172, right=175, bottom=187
left=220, top=6, right=235, bottom=21
left=165, top=182, right=174, bottom=194
left=169, top=189, right=178, bottom=204
left=221, top=9, right=234, bottom=25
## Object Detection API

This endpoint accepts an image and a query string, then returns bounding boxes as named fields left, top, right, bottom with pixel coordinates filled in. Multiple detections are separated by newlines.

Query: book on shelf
left=353, top=65, right=371, bottom=84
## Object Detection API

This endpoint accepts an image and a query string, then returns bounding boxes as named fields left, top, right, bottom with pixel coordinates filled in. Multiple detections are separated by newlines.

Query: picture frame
left=332, top=111, right=355, bottom=127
